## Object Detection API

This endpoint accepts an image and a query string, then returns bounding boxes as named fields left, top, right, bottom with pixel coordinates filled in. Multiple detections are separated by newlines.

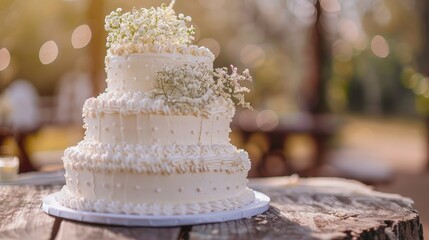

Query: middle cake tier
left=83, top=92, right=235, bottom=145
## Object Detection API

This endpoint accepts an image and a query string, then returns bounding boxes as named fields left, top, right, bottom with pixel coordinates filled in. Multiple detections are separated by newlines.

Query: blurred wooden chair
left=0, top=127, right=36, bottom=173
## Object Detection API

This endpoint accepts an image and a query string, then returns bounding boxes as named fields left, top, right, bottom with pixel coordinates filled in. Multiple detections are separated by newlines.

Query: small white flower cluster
left=105, top=0, right=195, bottom=48
left=150, top=63, right=252, bottom=111
left=213, top=66, right=253, bottom=110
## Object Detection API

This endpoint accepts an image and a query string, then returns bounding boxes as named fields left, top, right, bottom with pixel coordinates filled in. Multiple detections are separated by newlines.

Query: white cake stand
left=42, top=190, right=270, bottom=227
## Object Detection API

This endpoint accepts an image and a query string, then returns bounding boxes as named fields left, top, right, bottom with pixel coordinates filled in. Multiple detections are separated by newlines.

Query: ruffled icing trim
left=63, top=140, right=251, bottom=174
left=56, top=187, right=255, bottom=215
left=83, top=91, right=235, bottom=118
left=107, top=43, right=215, bottom=62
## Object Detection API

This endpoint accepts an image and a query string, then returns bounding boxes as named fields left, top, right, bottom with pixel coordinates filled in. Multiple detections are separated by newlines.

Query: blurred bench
left=233, top=112, right=340, bottom=177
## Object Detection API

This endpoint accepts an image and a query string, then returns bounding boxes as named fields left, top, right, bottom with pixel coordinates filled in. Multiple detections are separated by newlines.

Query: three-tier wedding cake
left=56, top=1, right=255, bottom=215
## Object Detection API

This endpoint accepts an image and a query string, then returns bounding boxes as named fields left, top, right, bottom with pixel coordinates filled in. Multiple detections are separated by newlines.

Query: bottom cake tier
left=58, top=141, right=255, bottom=215
left=57, top=170, right=255, bottom=215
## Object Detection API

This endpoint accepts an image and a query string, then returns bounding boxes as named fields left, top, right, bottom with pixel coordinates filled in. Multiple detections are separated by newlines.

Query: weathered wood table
left=0, top=177, right=423, bottom=239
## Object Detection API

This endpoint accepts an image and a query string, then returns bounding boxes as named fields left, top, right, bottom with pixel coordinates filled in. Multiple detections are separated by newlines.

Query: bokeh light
left=238, top=110, right=258, bottom=131
left=373, top=3, right=392, bottom=26
left=414, top=78, right=428, bottom=95
left=320, top=0, right=341, bottom=13
left=409, top=73, right=424, bottom=89
left=39, top=40, right=59, bottom=65
left=339, top=19, right=359, bottom=42
left=294, top=0, right=316, bottom=18
left=370, top=35, right=389, bottom=58
left=0, top=48, right=11, bottom=71
left=71, top=24, right=92, bottom=49
left=240, top=44, right=266, bottom=68
left=332, top=39, right=353, bottom=62
left=197, top=38, right=220, bottom=58
left=352, top=35, right=368, bottom=51
left=256, top=110, right=279, bottom=131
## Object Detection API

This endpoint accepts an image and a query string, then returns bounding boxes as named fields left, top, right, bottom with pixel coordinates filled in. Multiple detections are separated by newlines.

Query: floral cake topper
left=105, top=0, right=195, bottom=48
left=151, top=63, right=252, bottom=111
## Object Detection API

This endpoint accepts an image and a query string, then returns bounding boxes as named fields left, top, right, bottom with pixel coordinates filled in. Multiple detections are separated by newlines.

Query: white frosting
left=83, top=91, right=234, bottom=118
left=105, top=53, right=213, bottom=94
left=64, top=169, right=250, bottom=204
left=83, top=108, right=233, bottom=147
left=62, top=16, right=254, bottom=215
left=108, top=43, right=214, bottom=61
left=63, top=140, right=251, bottom=174
left=56, top=186, right=255, bottom=215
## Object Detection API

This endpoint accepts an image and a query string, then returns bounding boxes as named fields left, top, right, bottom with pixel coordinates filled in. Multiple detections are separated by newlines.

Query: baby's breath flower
left=105, top=0, right=194, bottom=48
left=150, top=63, right=252, bottom=111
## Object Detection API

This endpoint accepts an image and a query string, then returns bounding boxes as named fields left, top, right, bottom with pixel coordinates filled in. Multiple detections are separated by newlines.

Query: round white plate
left=42, top=190, right=270, bottom=227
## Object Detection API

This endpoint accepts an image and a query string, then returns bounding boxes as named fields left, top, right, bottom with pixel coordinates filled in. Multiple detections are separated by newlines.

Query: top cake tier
left=104, top=2, right=215, bottom=93
left=106, top=53, right=213, bottom=93
left=101, top=2, right=252, bottom=116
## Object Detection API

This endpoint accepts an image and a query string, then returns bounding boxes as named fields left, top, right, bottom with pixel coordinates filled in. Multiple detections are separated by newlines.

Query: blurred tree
left=322, top=0, right=424, bottom=117
left=87, top=0, right=105, bottom=95
left=415, top=0, right=429, bottom=170
left=307, top=0, right=330, bottom=114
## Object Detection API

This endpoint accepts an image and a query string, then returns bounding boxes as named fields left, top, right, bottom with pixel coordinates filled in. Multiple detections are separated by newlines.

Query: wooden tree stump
left=188, top=177, right=423, bottom=239
left=0, top=177, right=423, bottom=239
left=0, top=185, right=62, bottom=240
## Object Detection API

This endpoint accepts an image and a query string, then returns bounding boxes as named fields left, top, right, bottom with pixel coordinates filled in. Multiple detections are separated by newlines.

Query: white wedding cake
left=57, top=1, right=255, bottom=215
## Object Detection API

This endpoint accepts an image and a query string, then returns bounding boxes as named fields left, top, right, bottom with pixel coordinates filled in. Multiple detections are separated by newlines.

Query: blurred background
left=0, top=0, right=428, bottom=235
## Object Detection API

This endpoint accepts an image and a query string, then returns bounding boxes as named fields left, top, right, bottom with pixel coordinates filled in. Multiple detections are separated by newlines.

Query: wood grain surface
left=0, top=177, right=423, bottom=240
left=0, top=185, right=61, bottom=240
left=55, top=220, right=180, bottom=240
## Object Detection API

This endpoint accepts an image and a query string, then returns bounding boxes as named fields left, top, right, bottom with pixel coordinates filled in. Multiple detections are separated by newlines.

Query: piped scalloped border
left=63, top=141, right=251, bottom=175
left=83, top=92, right=235, bottom=119
left=56, top=186, right=256, bottom=215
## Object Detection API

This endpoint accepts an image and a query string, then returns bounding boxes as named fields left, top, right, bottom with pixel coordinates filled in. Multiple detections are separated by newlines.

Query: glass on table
left=0, top=156, right=19, bottom=181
